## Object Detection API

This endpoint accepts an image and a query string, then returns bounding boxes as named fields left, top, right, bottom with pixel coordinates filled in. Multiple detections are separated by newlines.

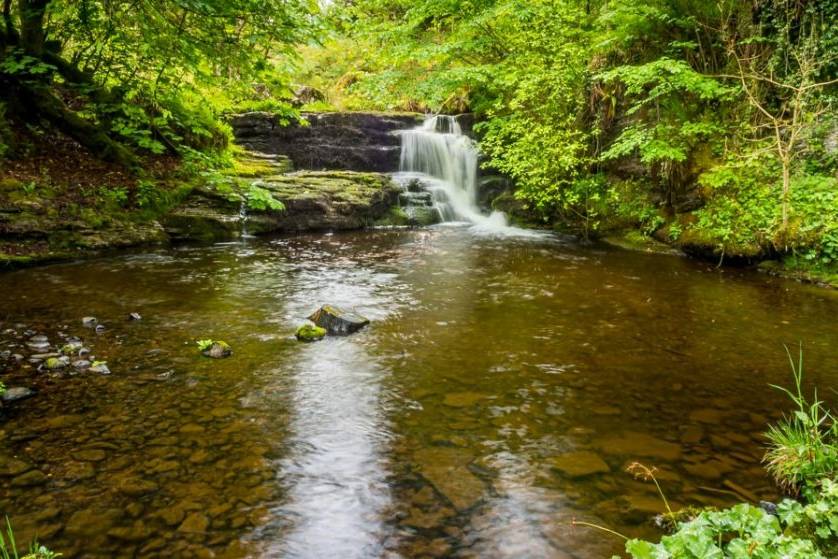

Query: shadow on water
left=0, top=226, right=836, bottom=558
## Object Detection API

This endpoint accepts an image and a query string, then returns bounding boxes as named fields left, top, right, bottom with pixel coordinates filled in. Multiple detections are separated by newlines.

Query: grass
left=764, top=345, right=838, bottom=499
left=0, top=517, right=60, bottom=559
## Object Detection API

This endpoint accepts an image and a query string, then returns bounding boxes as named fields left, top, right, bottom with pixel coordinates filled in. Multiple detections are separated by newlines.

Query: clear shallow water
left=0, top=227, right=836, bottom=558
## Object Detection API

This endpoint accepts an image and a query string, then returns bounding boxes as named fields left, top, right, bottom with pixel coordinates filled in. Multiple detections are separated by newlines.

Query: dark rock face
left=229, top=112, right=425, bottom=172
left=308, top=305, right=369, bottom=336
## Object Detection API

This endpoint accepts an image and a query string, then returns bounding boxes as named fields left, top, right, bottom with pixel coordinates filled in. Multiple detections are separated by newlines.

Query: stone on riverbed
left=82, top=316, right=98, bottom=327
left=413, top=447, right=485, bottom=512
left=43, top=356, right=69, bottom=370
left=1, top=386, right=35, bottom=403
left=593, top=431, right=682, bottom=461
left=90, top=361, right=111, bottom=375
left=308, top=305, right=369, bottom=335
left=295, top=324, right=326, bottom=342
left=550, top=451, right=610, bottom=478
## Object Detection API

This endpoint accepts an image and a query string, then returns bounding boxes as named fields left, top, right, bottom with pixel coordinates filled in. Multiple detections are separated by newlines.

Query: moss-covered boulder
left=200, top=340, right=232, bottom=359
left=308, top=305, right=369, bottom=335
left=255, top=171, right=401, bottom=232
left=295, top=324, right=327, bottom=342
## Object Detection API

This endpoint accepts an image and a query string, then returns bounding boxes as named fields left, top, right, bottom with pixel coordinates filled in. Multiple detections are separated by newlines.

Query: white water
left=396, top=115, right=509, bottom=232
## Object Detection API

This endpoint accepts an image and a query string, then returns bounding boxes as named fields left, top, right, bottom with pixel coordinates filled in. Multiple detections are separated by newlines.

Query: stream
left=1, top=228, right=837, bottom=558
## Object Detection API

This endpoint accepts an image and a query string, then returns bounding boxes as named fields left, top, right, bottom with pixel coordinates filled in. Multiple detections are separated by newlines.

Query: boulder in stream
left=308, top=305, right=369, bottom=335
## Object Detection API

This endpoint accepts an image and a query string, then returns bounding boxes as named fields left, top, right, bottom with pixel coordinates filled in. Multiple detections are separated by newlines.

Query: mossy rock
left=295, top=324, right=327, bottom=342
left=0, top=177, right=23, bottom=192
left=376, top=206, right=410, bottom=226
left=201, top=341, right=232, bottom=359
left=44, top=357, right=67, bottom=370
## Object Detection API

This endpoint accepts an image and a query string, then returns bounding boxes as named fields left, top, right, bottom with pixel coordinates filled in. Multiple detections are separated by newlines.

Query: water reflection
left=269, top=340, right=393, bottom=558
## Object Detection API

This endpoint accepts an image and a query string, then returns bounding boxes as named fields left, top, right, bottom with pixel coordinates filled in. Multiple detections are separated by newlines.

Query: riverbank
left=1, top=110, right=835, bottom=288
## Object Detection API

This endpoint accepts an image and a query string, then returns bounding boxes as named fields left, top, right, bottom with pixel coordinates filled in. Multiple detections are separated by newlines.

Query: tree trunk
left=781, top=157, right=790, bottom=231
left=23, top=83, right=137, bottom=167
left=18, top=0, right=50, bottom=54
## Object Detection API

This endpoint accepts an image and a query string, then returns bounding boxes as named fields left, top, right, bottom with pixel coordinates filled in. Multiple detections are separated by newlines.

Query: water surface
left=1, top=227, right=836, bottom=558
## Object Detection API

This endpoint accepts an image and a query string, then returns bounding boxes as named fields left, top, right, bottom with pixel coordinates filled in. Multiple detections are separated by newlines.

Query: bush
left=624, top=485, right=837, bottom=559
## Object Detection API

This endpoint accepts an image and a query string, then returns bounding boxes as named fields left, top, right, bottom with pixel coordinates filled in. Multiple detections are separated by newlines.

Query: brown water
left=0, top=227, right=836, bottom=558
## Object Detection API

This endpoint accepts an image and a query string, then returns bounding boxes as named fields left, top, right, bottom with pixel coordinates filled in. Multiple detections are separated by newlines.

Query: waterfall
left=396, top=115, right=508, bottom=229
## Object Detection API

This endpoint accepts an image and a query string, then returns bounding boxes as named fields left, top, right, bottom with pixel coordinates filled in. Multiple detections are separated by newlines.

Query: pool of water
left=1, top=227, right=836, bottom=558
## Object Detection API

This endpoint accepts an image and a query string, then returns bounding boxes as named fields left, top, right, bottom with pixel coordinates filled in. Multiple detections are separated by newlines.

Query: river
left=1, top=227, right=836, bottom=558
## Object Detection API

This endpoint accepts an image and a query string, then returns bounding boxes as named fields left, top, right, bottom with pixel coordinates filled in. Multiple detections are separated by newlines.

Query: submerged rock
left=82, top=316, right=98, bottom=327
left=308, top=305, right=370, bottom=335
left=128, top=312, right=142, bottom=321
left=90, top=362, right=111, bottom=375
left=202, top=341, right=232, bottom=359
left=1, top=386, right=35, bottom=403
left=593, top=432, right=682, bottom=461
left=43, top=356, right=69, bottom=370
left=550, top=451, right=610, bottom=478
left=413, top=447, right=485, bottom=512
left=295, top=324, right=326, bottom=342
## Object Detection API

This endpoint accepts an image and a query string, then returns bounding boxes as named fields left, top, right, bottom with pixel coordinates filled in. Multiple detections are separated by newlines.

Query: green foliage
left=245, top=184, right=285, bottom=212
left=623, top=499, right=831, bottom=559
left=196, top=340, right=215, bottom=352
left=0, top=382, right=6, bottom=397
left=765, top=347, right=838, bottom=500
left=0, top=517, right=61, bottom=559
left=319, top=0, right=837, bottom=259
left=597, top=58, right=733, bottom=170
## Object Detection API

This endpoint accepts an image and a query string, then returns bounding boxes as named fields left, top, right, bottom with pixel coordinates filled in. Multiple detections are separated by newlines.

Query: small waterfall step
left=394, top=115, right=508, bottom=229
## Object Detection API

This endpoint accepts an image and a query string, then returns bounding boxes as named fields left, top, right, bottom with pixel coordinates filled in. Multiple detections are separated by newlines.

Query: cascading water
left=395, top=115, right=508, bottom=230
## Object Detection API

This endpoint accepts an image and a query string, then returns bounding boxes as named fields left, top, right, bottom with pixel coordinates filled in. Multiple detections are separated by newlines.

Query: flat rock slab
left=593, top=431, right=682, bottom=461
left=308, top=305, right=369, bottom=335
left=550, top=451, right=610, bottom=478
left=413, top=447, right=485, bottom=512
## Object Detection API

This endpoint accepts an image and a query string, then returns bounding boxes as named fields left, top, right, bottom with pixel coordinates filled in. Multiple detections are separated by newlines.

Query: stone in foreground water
left=308, top=305, right=369, bottom=335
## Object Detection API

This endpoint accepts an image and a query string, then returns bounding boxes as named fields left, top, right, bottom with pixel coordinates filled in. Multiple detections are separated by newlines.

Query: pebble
left=82, top=317, right=98, bottom=327
left=90, top=363, right=111, bottom=375
left=128, top=312, right=142, bottom=321
left=73, top=449, right=107, bottom=462
left=72, top=359, right=91, bottom=370
left=10, top=469, right=48, bottom=487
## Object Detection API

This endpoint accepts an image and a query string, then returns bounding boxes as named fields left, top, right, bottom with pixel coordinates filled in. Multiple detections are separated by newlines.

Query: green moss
left=44, top=357, right=65, bottom=369
left=295, top=324, right=327, bottom=342
left=0, top=177, right=23, bottom=192
left=759, top=258, right=838, bottom=288
left=602, top=229, right=683, bottom=256
left=376, top=206, right=410, bottom=226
